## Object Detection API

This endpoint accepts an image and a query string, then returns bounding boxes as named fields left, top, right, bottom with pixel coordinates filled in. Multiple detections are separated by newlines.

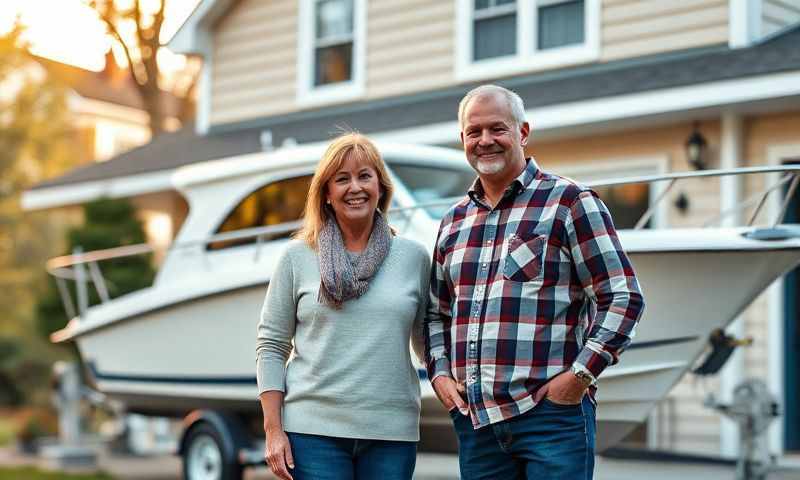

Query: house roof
left=27, top=25, right=800, bottom=193
left=28, top=123, right=256, bottom=190
left=36, top=56, right=182, bottom=118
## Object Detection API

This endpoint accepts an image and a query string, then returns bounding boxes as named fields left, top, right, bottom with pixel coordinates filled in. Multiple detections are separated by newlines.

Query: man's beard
left=473, top=154, right=507, bottom=175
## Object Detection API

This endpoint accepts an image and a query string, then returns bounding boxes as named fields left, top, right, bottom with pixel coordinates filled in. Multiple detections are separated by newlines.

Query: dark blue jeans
left=286, top=432, right=417, bottom=480
left=451, top=395, right=596, bottom=480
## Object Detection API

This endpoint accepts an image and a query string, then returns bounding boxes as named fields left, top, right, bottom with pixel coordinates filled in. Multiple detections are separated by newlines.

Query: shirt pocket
left=503, top=234, right=547, bottom=283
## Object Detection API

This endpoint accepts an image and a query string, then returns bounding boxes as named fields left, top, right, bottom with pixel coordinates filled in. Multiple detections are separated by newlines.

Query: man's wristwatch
left=570, top=365, right=594, bottom=387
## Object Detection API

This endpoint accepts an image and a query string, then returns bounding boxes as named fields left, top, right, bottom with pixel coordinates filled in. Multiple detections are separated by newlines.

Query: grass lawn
left=0, top=466, right=114, bottom=480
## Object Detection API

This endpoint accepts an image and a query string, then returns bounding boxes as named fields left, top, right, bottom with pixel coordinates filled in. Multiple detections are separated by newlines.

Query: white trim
left=196, top=48, right=213, bottom=135
left=719, top=111, right=744, bottom=458
left=296, top=0, right=366, bottom=108
left=167, top=0, right=233, bottom=55
left=766, top=142, right=800, bottom=455
left=729, top=0, right=763, bottom=48
left=165, top=0, right=222, bottom=135
left=67, top=95, right=150, bottom=126
left=371, top=70, right=800, bottom=145
left=21, top=170, right=176, bottom=211
left=455, top=0, right=600, bottom=82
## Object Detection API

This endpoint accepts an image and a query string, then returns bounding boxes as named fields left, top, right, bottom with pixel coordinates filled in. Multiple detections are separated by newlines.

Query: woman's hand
left=260, top=390, right=293, bottom=479
left=264, top=426, right=294, bottom=480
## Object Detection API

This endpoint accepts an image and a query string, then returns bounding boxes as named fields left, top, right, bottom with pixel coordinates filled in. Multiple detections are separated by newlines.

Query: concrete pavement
left=3, top=446, right=800, bottom=479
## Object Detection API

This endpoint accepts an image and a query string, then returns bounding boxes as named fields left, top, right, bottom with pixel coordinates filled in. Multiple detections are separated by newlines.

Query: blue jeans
left=286, top=432, right=417, bottom=480
left=451, top=395, right=596, bottom=480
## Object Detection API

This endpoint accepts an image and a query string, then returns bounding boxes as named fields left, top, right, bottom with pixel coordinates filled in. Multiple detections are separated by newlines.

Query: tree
left=88, top=0, right=199, bottom=136
left=36, top=198, right=156, bottom=341
left=0, top=24, right=84, bottom=405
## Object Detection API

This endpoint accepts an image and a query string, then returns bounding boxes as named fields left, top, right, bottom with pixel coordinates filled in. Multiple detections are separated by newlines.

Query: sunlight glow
left=0, top=0, right=200, bottom=72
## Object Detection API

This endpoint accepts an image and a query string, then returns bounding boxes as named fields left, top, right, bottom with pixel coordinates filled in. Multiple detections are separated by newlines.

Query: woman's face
left=325, top=154, right=382, bottom=228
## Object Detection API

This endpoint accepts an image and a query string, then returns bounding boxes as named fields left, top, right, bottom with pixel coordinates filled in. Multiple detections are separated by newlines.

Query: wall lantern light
left=685, top=123, right=709, bottom=171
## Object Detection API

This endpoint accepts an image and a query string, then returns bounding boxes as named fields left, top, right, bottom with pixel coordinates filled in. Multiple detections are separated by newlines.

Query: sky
left=0, top=0, right=200, bottom=72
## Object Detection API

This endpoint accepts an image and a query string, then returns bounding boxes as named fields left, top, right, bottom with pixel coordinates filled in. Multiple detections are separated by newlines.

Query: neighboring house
left=36, top=52, right=180, bottom=164
left=22, top=0, right=800, bottom=459
left=28, top=53, right=183, bottom=248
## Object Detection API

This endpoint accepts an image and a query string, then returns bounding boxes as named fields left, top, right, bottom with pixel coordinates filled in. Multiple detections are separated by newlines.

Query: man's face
left=460, top=93, right=529, bottom=179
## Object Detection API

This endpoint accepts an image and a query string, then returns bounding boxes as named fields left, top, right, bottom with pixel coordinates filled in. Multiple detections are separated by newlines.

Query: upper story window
left=473, top=0, right=517, bottom=61
left=314, top=0, right=354, bottom=86
left=208, top=175, right=312, bottom=251
left=538, top=0, right=585, bottom=50
left=298, top=0, right=365, bottom=107
left=456, top=0, right=600, bottom=81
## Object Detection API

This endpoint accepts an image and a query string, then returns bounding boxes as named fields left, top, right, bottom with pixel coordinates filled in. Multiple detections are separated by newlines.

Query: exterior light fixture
left=685, top=123, right=709, bottom=170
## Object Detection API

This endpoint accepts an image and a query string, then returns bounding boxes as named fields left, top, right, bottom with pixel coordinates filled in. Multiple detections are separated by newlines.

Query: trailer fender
left=178, top=410, right=250, bottom=462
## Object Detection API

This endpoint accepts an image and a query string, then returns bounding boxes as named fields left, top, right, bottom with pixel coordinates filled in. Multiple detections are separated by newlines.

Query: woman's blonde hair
left=296, top=133, right=394, bottom=249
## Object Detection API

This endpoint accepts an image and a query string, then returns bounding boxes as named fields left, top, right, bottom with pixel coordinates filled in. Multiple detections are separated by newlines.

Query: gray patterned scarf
left=318, top=210, right=393, bottom=309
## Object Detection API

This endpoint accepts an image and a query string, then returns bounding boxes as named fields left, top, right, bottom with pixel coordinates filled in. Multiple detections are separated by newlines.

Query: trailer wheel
left=182, top=422, right=243, bottom=480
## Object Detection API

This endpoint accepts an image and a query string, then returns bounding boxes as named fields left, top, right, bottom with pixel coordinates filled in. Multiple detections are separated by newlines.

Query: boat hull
left=71, top=237, right=800, bottom=452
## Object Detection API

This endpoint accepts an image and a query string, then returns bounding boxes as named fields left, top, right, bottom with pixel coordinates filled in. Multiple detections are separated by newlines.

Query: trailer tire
left=182, top=422, right=243, bottom=480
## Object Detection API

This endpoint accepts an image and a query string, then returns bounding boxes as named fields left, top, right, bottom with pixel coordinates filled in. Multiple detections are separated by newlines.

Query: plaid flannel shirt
left=424, top=158, right=645, bottom=428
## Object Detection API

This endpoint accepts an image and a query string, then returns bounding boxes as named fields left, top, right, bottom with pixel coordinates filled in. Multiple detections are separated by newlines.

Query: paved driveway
left=4, top=447, right=800, bottom=479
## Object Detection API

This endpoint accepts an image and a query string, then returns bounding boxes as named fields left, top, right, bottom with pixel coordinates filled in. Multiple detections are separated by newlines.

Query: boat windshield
left=388, top=162, right=475, bottom=218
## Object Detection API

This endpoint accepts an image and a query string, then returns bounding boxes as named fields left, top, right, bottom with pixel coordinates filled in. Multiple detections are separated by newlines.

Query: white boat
left=47, top=143, right=800, bottom=453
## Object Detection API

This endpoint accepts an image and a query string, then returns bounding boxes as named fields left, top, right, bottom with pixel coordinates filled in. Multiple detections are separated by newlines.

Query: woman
left=256, top=133, right=430, bottom=480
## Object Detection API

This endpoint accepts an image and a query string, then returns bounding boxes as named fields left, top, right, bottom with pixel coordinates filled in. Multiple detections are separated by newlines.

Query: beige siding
left=762, top=0, right=800, bottom=37
left=365, top=0, right=454, bottom=100
left=601, top=0, right=729, bottom=62
left=210, top=0, right=297, bottom=126
left=206, top=0, right=751, bottom=127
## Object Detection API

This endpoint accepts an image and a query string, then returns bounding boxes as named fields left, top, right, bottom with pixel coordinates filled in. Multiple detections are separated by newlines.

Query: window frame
left=297, top=0, right=366, bottom=107
left=455, top=0, right=600, bottom=82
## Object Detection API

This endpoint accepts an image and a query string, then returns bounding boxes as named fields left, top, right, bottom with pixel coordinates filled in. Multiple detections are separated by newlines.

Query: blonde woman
left=256, top=133, right=429, bottom=480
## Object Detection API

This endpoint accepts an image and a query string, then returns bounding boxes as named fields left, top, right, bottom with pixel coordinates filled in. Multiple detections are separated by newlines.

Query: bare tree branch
left=86, top=0, right=192, bottom=136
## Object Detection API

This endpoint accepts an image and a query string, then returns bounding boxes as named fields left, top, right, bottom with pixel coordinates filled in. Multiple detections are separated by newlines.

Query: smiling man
left=424, top=85, right=645, bottom=480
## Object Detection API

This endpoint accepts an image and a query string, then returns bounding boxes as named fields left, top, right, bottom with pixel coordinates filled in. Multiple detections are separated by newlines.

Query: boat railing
left=46, top=164, right=800, bottom=320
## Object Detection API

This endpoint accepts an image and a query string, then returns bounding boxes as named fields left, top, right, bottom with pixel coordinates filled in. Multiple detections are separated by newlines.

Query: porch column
left=719, top=110, right=744, bottom=458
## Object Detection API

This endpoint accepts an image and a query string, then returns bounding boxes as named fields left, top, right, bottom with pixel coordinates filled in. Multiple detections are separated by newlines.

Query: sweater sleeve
left=256, top=244, right=298, bottom=395
left=411, top=243, right=431, bottom=366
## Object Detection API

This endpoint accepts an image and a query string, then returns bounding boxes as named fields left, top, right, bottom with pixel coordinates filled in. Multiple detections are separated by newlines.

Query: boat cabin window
left=208, top=175, right=312, bottom=250
left=388, top=163, right=475, bottom=218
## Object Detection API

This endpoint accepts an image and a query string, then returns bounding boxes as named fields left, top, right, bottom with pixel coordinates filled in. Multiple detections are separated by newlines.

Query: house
left=23, top=53, right=184, bottom=248
left=22, top=0, right=800, bottom=459
left=36, top=52, right=181, bottom=164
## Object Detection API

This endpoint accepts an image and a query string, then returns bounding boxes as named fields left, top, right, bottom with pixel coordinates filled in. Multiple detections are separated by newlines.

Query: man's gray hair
left=458, top=84, right=526, bottom=129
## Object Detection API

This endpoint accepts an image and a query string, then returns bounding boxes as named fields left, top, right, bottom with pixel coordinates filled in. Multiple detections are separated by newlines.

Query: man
left=424, top=84, right=645, bottom=480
